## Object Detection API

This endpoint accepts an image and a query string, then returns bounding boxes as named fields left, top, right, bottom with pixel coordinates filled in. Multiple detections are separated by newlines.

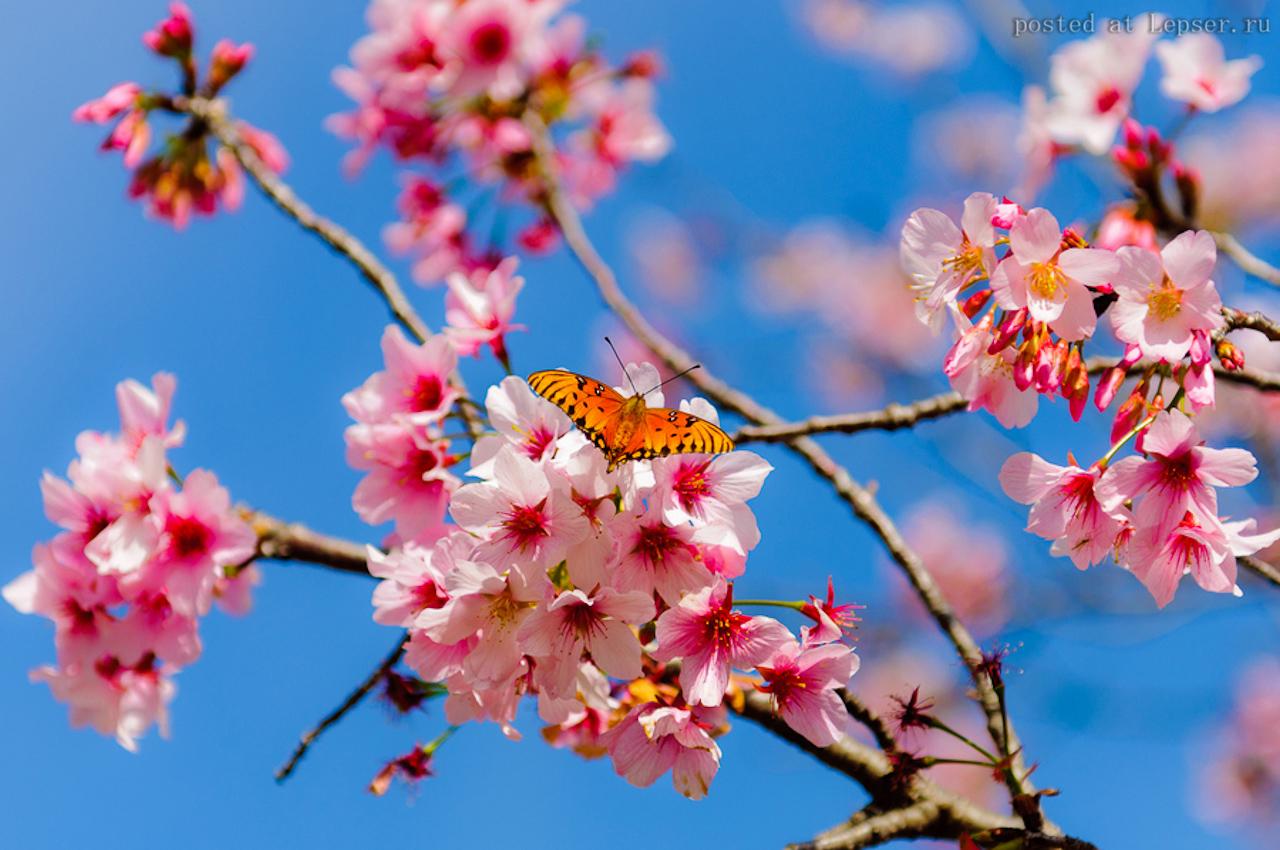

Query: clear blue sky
left=2, top=1, right=1277, bottom=847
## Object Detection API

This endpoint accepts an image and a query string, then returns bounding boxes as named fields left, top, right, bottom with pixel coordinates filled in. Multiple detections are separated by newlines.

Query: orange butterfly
left=528, top=341, right=734, bottom=472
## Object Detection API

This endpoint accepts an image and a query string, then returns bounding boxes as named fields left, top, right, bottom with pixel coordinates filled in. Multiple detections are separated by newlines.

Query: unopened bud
left=1216, top=339, right=1245, bottom=371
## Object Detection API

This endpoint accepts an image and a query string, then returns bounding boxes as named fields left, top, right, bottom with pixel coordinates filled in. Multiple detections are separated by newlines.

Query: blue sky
left=2, top=1, right=1278, bottom=847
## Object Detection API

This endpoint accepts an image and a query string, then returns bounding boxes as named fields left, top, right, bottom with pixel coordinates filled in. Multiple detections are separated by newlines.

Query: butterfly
left=527, top=341, right=734, bottom=472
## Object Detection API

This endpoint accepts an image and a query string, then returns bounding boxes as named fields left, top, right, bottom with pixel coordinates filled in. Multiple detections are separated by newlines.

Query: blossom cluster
left=4, top=375, right=257, bottom=749
left=901, top=193, right=1279, bottom=607
left=348, top=329, right=860, bottom=796
left=330, top=0, right=671, bottom=285
left=73, top=3, right=288, bottom=228
left=1019, top=20, right=1261, bottom=192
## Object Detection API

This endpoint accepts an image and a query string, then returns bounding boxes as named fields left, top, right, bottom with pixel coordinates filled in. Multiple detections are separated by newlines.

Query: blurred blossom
left=753, top=220, right=942, bottom=396
left=1183, top=106, right=1280, bottom=233
left=1196, top=657, right=1280, bottom=829
left=624, top=208, right=704, bottom=305
left=896, top=501, right=1010, bottom=634
left=798, top=0, right=973, bottom=77
left=914, top=97, right=1020, bottom=192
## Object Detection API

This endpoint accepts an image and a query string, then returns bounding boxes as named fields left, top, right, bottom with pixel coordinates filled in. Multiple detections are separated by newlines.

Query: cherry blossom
left=1156, top=33, right=1262, bottom=113
left=1000, top=453, right=1128, bottom=570
left=989, top=208, right=1118, bottom=341
left=757, top=640, right=860, bottom=747
left=518, top=587, right=654, bottom=697
left=900, top=192, right=998, bottom=331
left=602, top=703, right=722, bottom=800
left=1109, top=230, right=1224, bottom=362
left=653, top=578, right=790, bottom=707
left=444, top=257, right=525, bottom=368
left=1043, top=20, right=1161, bottom=153
left=342, top=325, right=460, bottom=425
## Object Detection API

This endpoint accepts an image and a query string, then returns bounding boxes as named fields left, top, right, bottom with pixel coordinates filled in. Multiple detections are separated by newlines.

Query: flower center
left=414, top=580, right=447, bottom=611
left=1095, top=86, right=1122, bottom=114
left=1026, top=261, right=1066, bottom=301
left=941, top=239, right=985, bottom=282
left=499, top=501, right=550, bottom=550
left=561, top=600, right=603, bottom=639
left=409, top=375, right=444, bottom=413
left=1147, top=279, right=1184, bottom=321
left=634, top=523, right=683, bottom=566
left=521, top=425, right=556, bottom=461
left=469, top=21, right=511, bottom=65
left=673, top=461, right=712, bottom=511
left=701, top=606, right=749, bottom=649
left=167, top=515, right=212, bottom=559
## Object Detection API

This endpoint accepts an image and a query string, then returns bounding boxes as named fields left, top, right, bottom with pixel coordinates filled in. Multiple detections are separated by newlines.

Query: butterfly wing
left=614, top=407, right=735, bottom=464
left=527, top=369, right=627, bottom=456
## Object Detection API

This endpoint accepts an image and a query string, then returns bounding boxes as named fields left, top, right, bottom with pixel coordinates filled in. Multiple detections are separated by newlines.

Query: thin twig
left=839, top=688, right=901, bottom=756
left=275, top=636, right=407, bottom=782
left=787, top=802, right=942, bottom=850
left=523, top=115, right=1039, bottom=809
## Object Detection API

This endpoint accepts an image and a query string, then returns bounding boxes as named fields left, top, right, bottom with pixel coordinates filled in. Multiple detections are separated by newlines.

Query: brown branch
left=244, top=508, right=374, bottom=578
left=1221, top=306, right=1280, bottom=342
left=789, top=802, right=943, bottom=850
left=734, top=392, right=968, bottom=444
left=275, top=636, right=407, bottom=781
left=839, top=688, right=901, bottom=757
left=524, top=116, right=1038, bottom=812
left=1240, top=555, right=1280, bottom=590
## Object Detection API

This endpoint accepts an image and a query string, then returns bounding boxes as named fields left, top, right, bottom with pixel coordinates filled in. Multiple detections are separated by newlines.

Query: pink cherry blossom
left=650, top=447, right=771, bottom=555
left=444, top=257, right=525, bottom=367
left=1043, top=21, right=1161, bottom=153
left=32, top=656, right=176, bottom=752
left=438, top=0, right=540, bottom=101
left=800, top=577, right=861, bottom=645
left=944, top=313, right=1039, bottom=428
left=342, top=325, right=460, bottom=424
left=415, top=556, right=540, bottom=688
left=367, top=543, right=451, bottom=627
left=518, top=587, right=655, bottom=697
left=900, top=192, right=998, bottom=331
left=116, top=372, right=186, bottom=452
left=989, top=208, right=1118, bottom=340
left=1109, top=230, right=1224, bottom=362
left=131, top=469, right=257, bottom=617
left=345, top=421, right=458, bottom=543
left=757, top=640, right=860, bottom=747
left=602, top=703, right=722, bottom=799
left=609, top=509, right=713, bottom=606
left=1096, top=410, right=1258, bottom=538
left=143, top=2, right=194, bottom=58
left=467, top=375, right=576, bottom=477
left=653, top=578, right=791, bottom=707
left=1156, top=33, right=1262, bottom=113
left=1000, top=453, right=1129, bottom=569
left=1125, top=512, right=1280, bottom=607
left=383, top=177, right=469, bottom=285
left=449, top=449, right=589, bottom=586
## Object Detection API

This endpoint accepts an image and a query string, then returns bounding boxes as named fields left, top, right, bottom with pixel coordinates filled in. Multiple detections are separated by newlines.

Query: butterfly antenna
left=604, top=336, right=641, bottom=396
left=640, top=364, right=701, bottom=398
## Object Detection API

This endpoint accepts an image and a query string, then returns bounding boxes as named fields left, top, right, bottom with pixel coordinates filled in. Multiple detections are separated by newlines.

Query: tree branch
left=1214, top=231, right=1280, bottom=289
left=275, top=636, right=407, bottom=782
left=523, top=116, right=1039, bottom=810
left=788, top=802, right=943, bottom=850
left=734, top=392, right=968, bottom=444
left=244, top=508, right=373, bottom=578
left=1221, top=306, right=1280, bottom=342
left=1239, top=555, right=1280, bottom=590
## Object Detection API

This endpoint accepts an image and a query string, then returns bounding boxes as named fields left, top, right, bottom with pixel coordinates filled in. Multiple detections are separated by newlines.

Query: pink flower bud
left=1013, top=346, right=1035, bottom=391
left=988, top=308, right=1028, bottom=354
left=1216, top=339, right=1245, bottom=371
left=1095, top=366, right=1126, bottom=411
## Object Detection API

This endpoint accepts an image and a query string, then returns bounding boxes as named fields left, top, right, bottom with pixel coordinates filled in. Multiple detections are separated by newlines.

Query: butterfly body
left=527, top=369, right=734, bottom=471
